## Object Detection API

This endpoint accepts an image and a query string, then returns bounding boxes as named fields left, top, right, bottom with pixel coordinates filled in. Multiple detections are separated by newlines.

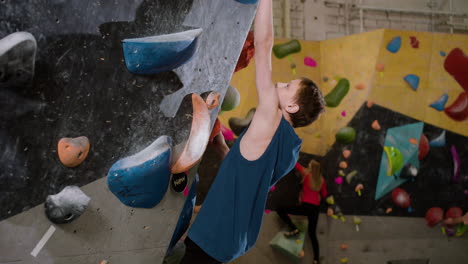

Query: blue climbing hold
left=107, top=136, right=173, bottom=208
left=429, top=93, right=448, bottom=111
left=167, top=174, right=198, bottom=254
left=387, top=36, right=401, bottom=53
left=122, top=28, right=202, bottom=75
left=429, top=130, right=446, bottom=147
left=440, top=51, right=446, bottom=57
left=404, top=74, right=420, bottom=91
left=235, top=0, right=258, bottom=3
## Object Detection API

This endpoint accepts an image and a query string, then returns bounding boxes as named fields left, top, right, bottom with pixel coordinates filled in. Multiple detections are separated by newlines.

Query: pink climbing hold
left=304, top=56, right=317, bottom=67
left=265, top=209, right=271, bottom=214
left=220, top=122, right=235, bottom=141
left=341, top=111, right=346, bottom=117
left=269, top=185, right=276, bottom=192
left=335, top=177, right=343, bottom=185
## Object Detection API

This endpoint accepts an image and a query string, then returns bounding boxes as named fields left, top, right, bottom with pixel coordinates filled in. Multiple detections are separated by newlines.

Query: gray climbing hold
left=44, top=186, right=91, bottom=224
left=0, top=32, right=37, bottom=88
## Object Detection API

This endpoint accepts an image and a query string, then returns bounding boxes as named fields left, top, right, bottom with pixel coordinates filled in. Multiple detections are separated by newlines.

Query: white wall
left=272, top=0, right=468, bottom=40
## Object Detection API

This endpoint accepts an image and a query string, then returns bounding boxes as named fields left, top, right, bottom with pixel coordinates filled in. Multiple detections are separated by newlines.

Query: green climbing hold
left=221, top=85, right=240, bottom=111
left=336, top=126, right=356, bottom=144
left=273, top=40, right=301, bottom=59
left=384, top=146, right=404, bottom=176
left=324, top=78, right=350, bottom=107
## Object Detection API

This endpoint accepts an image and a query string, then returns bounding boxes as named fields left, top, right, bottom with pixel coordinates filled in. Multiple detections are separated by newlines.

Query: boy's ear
left=286, top=103, right=299, bottom=114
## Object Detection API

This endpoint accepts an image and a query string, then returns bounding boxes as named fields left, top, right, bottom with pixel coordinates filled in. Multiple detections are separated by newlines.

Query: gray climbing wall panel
left=0, top=0, right=257, bottom=262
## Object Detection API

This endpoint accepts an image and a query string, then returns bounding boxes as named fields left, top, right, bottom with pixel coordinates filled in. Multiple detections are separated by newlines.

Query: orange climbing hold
left=355, top=184, right=364, bottom=196
left=57, top=136, right=90, bottom=167
left=376, top=63, right=385, bottom=72
left=355, top=83, right=366, bottom=90
left=342, top=149, right=351, bottom=159
left=340, top=243, right=349, bottom=251
left=409, top=138, right=418, bottom=145
left=171, top=94, right=211, bottom=174
left=366, top=100, right=374, bottom=108
left=299, top=250, right=305, bottom=258
left=205, top=91, right=220, bottom=110
left=386, top=208, right=393, bottom=214
left=339, top=161, right=348, bottom=169
left=372, top=120, right=381, bottom=130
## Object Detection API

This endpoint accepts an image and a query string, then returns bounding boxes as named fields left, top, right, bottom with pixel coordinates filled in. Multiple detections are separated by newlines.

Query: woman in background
left=277, top=159, right=327, bottom=264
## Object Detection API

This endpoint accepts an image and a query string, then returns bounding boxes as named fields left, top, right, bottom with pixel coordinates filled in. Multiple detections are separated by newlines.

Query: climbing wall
left=0, top=0, right=257, bottom=263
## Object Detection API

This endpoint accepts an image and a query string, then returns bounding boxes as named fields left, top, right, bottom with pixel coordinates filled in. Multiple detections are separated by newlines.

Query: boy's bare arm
left=252, top=0, right=278, bottom=112
left=239, top=0, right=282, bottom=160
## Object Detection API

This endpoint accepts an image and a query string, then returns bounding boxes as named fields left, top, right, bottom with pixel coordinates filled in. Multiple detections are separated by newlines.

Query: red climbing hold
left=444, top=48, right=468, bottom=92
left=425, top=207, right=444, bottom=227
left=235, top=31, right=255, bottom=72
left=391, top=188, right=411, bottom=209
left=410, top=36, right=419, bottom=48
left=418, top=134, right=429, bottom=160
left=445, top=207, right=463, bottom=221
left=444, top=91, right=468, bottom=121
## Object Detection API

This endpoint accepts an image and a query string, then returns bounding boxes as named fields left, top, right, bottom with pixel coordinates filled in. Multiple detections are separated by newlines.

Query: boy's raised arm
left=253, top=0, right=278, bottom=113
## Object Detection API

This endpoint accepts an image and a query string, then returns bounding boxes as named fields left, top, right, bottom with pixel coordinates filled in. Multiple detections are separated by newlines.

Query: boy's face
left=276, top=79, right=301, bottom=114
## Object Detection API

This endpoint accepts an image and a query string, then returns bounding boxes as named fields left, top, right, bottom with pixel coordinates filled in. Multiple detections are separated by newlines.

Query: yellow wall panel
left=369, top=30, right=468, bottom=136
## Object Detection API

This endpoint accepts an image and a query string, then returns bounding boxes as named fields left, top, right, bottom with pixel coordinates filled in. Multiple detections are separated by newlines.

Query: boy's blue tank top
left=188, top=116, right=302, bottom=262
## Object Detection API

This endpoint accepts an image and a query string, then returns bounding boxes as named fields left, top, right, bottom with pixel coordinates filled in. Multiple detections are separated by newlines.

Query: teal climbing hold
left=440, top=51, right=446, bottom=57
left=107, top=136, right=173, bottom=208
left=404, top=74, right=420, bottom=91
left=122, top=28, right=202, bottom=75
left=387, top=36, right=401, bottom=53
left=429, top=93, right=448, bottom=111
left=429, top=130, right=446, bottom=147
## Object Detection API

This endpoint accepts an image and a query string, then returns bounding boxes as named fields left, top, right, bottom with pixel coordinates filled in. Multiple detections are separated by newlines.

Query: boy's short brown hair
left=290, top=78, right=325, bottom=128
